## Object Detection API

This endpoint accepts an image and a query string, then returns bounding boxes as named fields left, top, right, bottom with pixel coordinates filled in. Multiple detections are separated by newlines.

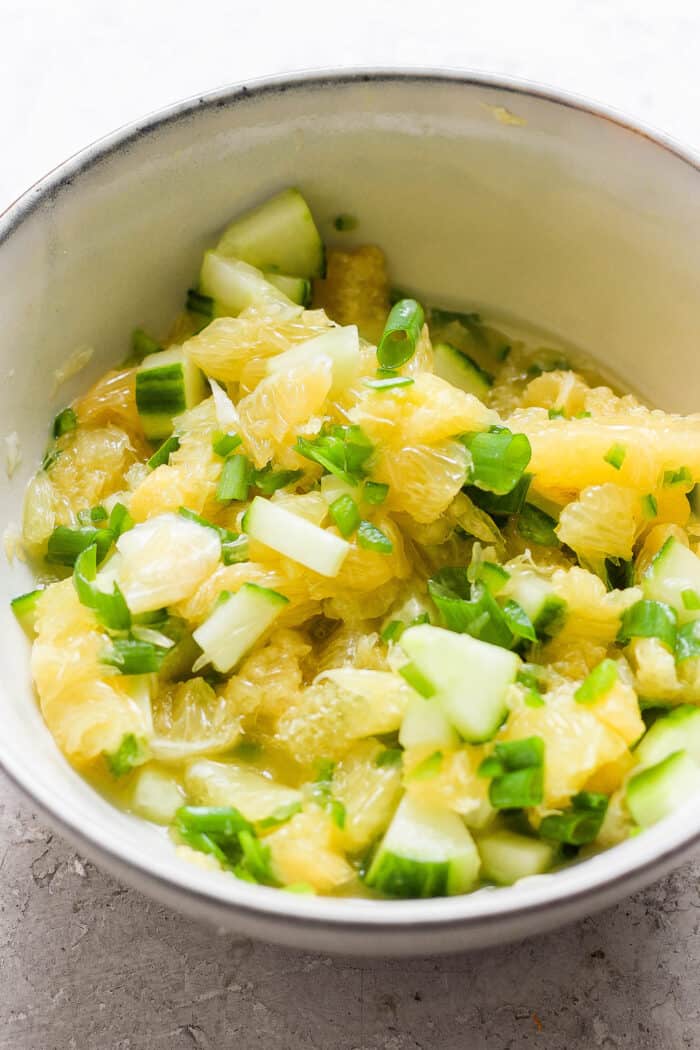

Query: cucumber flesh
left=244, top=496, right=349, bottom=578
left=399, top=696, right=460, bottom=751
left=264, top=272, right=312, bottom=306
left=635, top=705, right=700, bottom=768
left=477, top=829, right=555, bottom=885
left=216, top=188, right=325, bottom=279
left=136, top=347, right=207, bottom=441
left=433, top=342, right=493, bottom=400
left=199, top=252, right=296, bottom=316
left=366, top=794, right=480, bottom=898
left=11, top=588, right=43, bottom=635
left=643, top=537, right=700, bottom=623
left=266, top=325, right=360, bottom=395
left=131, top=768, right=184, bottom=824
left=192, top=582, right=288, bottom=673
left=626, top=750, right=700, bottom=827
left=504, top=571, right=566, bottom=636
left=400, top=624, right=520, bottom=742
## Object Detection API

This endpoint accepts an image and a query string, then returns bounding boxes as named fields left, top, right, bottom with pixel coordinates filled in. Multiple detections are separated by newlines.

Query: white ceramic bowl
left=2, top=70, right=699, bottom=956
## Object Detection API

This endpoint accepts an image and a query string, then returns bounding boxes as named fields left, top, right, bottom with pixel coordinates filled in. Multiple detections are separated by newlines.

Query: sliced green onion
left=376, top=299, right=425, bottom=369
left=461, top=426, right=532, bottom=495
left=333, top=213, right=358, bottom=232
left=469, top=473, right=532, bottom=517
left=494, top=736, right=544, bottom=770
left=547, top=408, right=565, bottom=419
left=131, top=328, right=162, bottom=361
left=257, top=801, right=303, bottom=829
left=177, top=506, right=249, bottom=565
left=664, top=466, right=693, bottom=488
left=408, top=751, right=443, bottom=781
left=381, top=620, right=405, bottom=643
left=539, top=792, right=608, bottom=845
left=477, top=756, right=504, bottom=778
left=524, top=689, right=545, bottom=708
left=73, top=544, right=131, bottom=631
left=617, top=599, right=677, bottom=651
left=186, top=289, right=215, bottom=318
left=363, top=481, right=389, bottom=505
left=109, top=502, right=134, bottom=539
left=329, top=495, right=361, bottom=537
left=364, top=376, right=415, bottom=391
left=47, top=525, right=113, bottom=566
left=217, top=454, right=252, bottom=502
left=296, top=425, right=373, bottom=486
left=147, top=435, right=180, bottom=470
left=471, top=561, right=510, bottom=593
left=52, top=407, right=78, bottom=438
left=428, top=570, right=514, bottom=649
left=101, top=637, right=168, bottom=675
left=517, top=503, right=560, bottom=547
left=252, top=466, right=302, bottom=496
left=376, top=748, right=403, bottom=768
left=502, top=600, right=537, bottom=644
left=176, top=805, right=253, bottom=841
left=604, top=443, right=626, bottom=470
left=399, top=662, right=436, bottom=698
left=357, top=520, right=393, bottom=554
left=676, top=621, right=700, bottom=662
left=682, top=589, right=700, bottom=611
left=104, top=734, right=149, bottom=778
left=574, top=659, right=618, bottom=704
left=77, top=506, right=108, bottom=525
left=310, top=762, right=346, bottom=830
left=177, top=829, right=230, bottom=866
left=212, top=431, right=242, bottom=457
left=489, top=766, right=544, bottom=808
left=41, top=447, right=61, bottom=472
left=642, top=493, right=658, bottom=519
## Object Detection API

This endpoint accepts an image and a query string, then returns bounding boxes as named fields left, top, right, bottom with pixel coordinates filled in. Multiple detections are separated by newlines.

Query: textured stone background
left=2, top=2, right=700, bottom=1047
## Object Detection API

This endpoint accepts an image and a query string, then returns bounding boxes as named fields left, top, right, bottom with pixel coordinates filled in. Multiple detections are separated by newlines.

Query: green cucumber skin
left=433, top=342, right=493, bottom=399
left=11, top=588, right=43, bottom=634
left=626, top=749, right=700, bottom=827
left=635, top=705, right=700, bottom=768
left=136, top=363, right=187, bottom=417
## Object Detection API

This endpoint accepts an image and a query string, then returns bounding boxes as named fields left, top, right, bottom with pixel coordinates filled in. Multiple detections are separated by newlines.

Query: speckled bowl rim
left=2, top=67, right=700, bottom=945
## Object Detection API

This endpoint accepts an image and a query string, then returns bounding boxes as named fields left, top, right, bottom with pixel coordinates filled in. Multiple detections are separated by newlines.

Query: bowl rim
left=2, top=66, right=700, bottom=938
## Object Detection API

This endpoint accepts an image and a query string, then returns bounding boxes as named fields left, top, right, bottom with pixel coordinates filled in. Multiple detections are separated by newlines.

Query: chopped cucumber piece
left=266, top=325, right=360, bottom=395
left=216, top=188, right=324, bottom=278
left=399, top=697, right=460, bottom=751
left=365, top=795, right=480, bottom=898
left=185, top=759, right=302, bottom=822
left=477, top=830, right=555, bottom=885
left=433, top=342, right=493, bottom=400
left=643, top=537, right=700, bottom=623
left=11, top=588, right=43, bottom=636
left=634, top=705, right=700, bottom=768
left=199, top=252, right=295, bottom=316
left=400, top=624, right=520, bottom=742
left=131, top=768, right=184, bottom=824
left=626, top=750, right=700, bottom=827
left=504, top=571, right=566, bottom=636
left=244, top=496, right=349, bottom=577
left=192, top=582, right=288, bottom=673
left=264, top=272, right=312, bottom=306
left=136, top=347, right=206, bottom=441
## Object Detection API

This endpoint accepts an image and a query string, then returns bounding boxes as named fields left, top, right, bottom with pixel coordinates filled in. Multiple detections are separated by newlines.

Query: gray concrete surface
left=2, top=772, right=699, bottom=1050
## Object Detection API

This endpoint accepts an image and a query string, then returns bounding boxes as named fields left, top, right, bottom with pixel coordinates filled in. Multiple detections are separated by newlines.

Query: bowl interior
left=1, top=72, right=699, bottom=952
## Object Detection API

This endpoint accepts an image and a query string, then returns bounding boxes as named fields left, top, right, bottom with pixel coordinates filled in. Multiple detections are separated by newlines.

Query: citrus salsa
left=12, top=189, right=700, bottom=898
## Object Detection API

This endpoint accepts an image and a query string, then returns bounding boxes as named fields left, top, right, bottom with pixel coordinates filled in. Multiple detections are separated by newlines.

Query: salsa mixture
left=12, top=189, right=700, bottom=899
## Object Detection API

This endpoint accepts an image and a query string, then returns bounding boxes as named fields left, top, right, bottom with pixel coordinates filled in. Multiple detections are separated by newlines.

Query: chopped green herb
left=363, top=480, right=389, bottom=505
left=493, top=736, right=545, bottom=772
left=517, top=503, right=560, bottom=547
left=642, top=493, right=658, bottom=519
left=376, top=748, right=403, bottom=768
left=47, top=525, right=113, bottom=566
left=147, top=435, right=180, bottom=470
left=428, top=569, right=517, bottom=650
left=329, top=494, right=361, bottom=537
left=73, top=544, right=131, bottom=631
left=377, top=299, right=425, bottom=369
left=104, top=734, right=149, bottom=778
left=574, top=659, right=618, bottom=703
left=604, top=443, right=626, bottom=470
left=539, top=791, right=609, bottom=845
left=489, top=766, right=544, bottom=808
left=468, top=473, right=532, bottom=517
left=664, top=466, right=693, bottom=488
left=357, top=520, right=393, bottom=553
left=52, top=407, right=78, bottom=438
left=212, top=431, right=242, bottom=457
left=617, top=599, right=677, bottom=651
left=408, top=751, right=443, bottom=780
left=461, top=426, right=532, bottom=495
left=178, top=506, right=249, bottom=565
left=252, top=466, right=303, bottom=496
left=333, top=213, right=358, bottom=232
left=217, top=454, right=252, bottom=502
left=399, top=662, right=436, bottom=698
left=296, top=425, right=373, bottom=486
left=101, top=636, right=169, bottom=675
left=501, top=600, right=537, bottom=643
